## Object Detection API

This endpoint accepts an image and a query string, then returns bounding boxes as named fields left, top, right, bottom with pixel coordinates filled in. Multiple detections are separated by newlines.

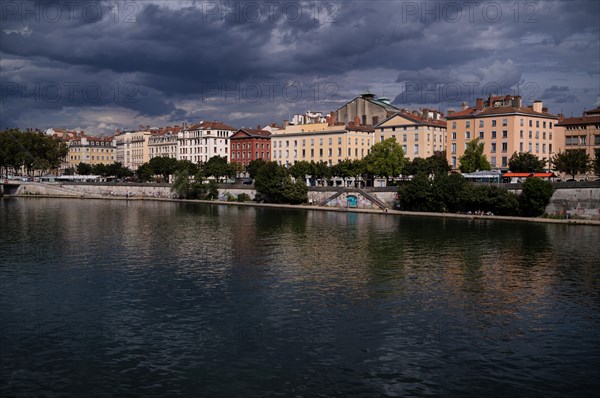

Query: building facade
left=375, top=109, right=447, bottom=160
left=555, top=106, right=600, bottom=161
left=115, top=130, right=152, bottom=169
left=229, top=128, right=272, bottom=168
left=445, top=96, right=559, bottom=170
left=148, top=126, right=181, bottom=160
left=66, top=135, right=116, bottom=170
left=270, top=122, right=374, bottom=166
left=178, top=121, right=236, bottom=163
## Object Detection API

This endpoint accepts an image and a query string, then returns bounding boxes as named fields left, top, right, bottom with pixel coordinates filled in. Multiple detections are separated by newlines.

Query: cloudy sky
left=1, top=0, right=598, bottom=135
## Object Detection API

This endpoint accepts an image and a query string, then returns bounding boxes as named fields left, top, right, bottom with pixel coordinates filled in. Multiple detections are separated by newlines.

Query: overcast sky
left=1, top=0, right=599, bottom=135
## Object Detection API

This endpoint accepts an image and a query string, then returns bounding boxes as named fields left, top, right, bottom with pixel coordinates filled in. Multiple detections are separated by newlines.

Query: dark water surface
left=1, top=198, right=599, bottom=397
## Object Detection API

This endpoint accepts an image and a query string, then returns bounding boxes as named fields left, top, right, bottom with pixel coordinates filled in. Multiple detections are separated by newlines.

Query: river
left=1, top=198, right=599, bottom=397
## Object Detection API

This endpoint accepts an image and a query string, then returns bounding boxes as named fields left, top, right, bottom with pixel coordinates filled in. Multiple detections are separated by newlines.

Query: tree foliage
left=459, top=138, right=491, bottom=173
left=364, top=138, right=405, bottom=179
left=519, top=177, right=554, bottom=217
left=0, top=129, right=68, bottom=177
left=595, top=149, right=600, bottom=177
left=253, top=161, right=307, bottom=204
left=552, top=150, right=592, bottom=180
left=509, top=152, right=546, bottom=173
left=403, top=155, right=451, bottom=178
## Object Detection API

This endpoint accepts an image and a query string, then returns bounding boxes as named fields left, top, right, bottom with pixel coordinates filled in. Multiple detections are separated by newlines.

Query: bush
left=519, top=178, right=554, bottom=217
left=237, top=193, right=251, bottom=202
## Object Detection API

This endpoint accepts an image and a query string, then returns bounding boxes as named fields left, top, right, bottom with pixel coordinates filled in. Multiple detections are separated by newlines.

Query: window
left=595, top=135, right=600, bottom=145
left=403, top=134, right=407, bottom=142
left=542, top=144, right=546, bottom=154
left=492, top=120, right=497, bottom=127
left=502, top=130, right=507, bottom=138
left=328, top=138, right=332, bottom=145
left=490, top=156, right=496, bottom=167
left=451, top=143, right=456, bottom=154
left=319, top=148, right=323, bottom=157
left=502, top=118, right=507, bottom=126
left=479, top=120, right=484, bottom=128
left=380, top=136, right=384, bottom=143
left=580, top=136, right=587, bottom=145
left=535, top=143, right=539, bottom=153
left=479, top=131, right=484, bottom=139
left=402, top=145, right=407, bottom=153
left=536, top=121, right=539, bottom=128
left=466, top=121, right=471, bottom=128
left=501, top=156, right=507, bottom=167
left=502, top=142, right=507, bottom=152
left=311, top=139, right=314, bottom=146
left=452, top=157, right=457, bottom=167
left=519, top=142, right=524, bottom=152
left=328, top=148, right=332, bottom=156
left=491, top=131, right=497, bottom=139
left=465, top=131, right=471, bottom=139
left=529, top=143, right=532, bottom=152
left=529, top=131, right=532, bottom=139
left=338, top=137, right=342, bottom=144
left=319, top=138, right=323, bottom=146
left=491, top=143, right=496, bottom=153
left=414, top=133, right=419, bottom=141
left=414, top=144, right=419, bottom=154
left=543, top=121, right=546, bottom=128
left=529, top=120, right=533, bottom=127
left=520, top=118, right=524, bottom=126
left=452, top=132, right=457, bottom=140
left=452, top=121, right=457, bottom=129
left=543, top=132, right=546, bottom=140
left=520, top=130, right=523, bottom=139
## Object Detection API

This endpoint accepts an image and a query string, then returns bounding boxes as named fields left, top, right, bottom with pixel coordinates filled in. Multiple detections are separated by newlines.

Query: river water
left=1, top=198, right=599, bottom=397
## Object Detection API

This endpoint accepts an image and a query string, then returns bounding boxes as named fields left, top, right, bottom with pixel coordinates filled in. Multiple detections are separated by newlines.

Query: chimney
left=533, top=100, right=543, bottom=113
left=476, top=98, right=484, bottom=111
left=511, top=96, right=522, bottom=109
left=542, top=107, right=548, bottom=113
left=461, top=101, right=468, bottom=111
left=558, top=113, right=564, bottom=122
left=283, top=120, right=289, bottom=127
left=353, top=115, right=361, bottom=126
left=256, top=125, right=261, bottom=131
left=447, top=108, right=455, bottom=115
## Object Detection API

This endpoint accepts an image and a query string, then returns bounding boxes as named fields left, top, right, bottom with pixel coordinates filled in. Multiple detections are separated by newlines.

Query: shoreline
left=4, top=193, right=600, bottom=226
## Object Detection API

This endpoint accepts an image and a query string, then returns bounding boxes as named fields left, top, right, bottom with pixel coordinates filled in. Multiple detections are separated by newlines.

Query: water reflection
left=1, top=198, right=599, bottom=397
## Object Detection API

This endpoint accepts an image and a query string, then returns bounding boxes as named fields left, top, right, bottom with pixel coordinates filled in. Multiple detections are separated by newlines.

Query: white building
left=178, top=121, right=237, bottom=163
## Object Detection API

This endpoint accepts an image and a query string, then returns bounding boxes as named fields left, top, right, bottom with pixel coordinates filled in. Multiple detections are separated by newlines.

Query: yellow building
left=555, top=106, right=600, bottom=161
left=375, top=109, right=447, bottom=160
left=67, top=135, right=116, bottom=169
left=445, top=96, right=559, bottom=170
left=270, top=122, right=374, bottom=166
left=115, top=130, right=151, bottom=170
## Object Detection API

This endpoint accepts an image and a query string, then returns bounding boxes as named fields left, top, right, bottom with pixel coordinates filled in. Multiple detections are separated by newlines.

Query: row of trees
left=460, top=138, right=600, bottom=179
left=399, top=173, right=554, bottom=217
left=0, top=129, right=68, bottom=177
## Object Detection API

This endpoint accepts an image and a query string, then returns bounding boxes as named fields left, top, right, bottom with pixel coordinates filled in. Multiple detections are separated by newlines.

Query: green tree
left=204, top=156, right=233, bottom=182
left=289, top=160, right=313, bottom=180
left=519, top=178, right=554, bottom=217
left=254, top=161, right=288, bottom=202
left=593, top=149, right=600, bottom=177
left=171, top=169, right=191, bottom=198
left=246, top=159, right=268, bottom=179
left=282, top=178, right=308, bottom=204
left=149, top=156, right=178, bottom=182
left=435, top=173, right=469, bottom=212
left=459, top=138, right=491, bottom=173
left=136, top=162, right=154, bottom=182
left=398, top=173, right=443, bottom=212
left=509, top=152, right=546, bottom=173
left=76, top=162, right=92, bottom=175
left=365, top=137, right=405, bottom=180
left=552, top=150, right=592, bottom=180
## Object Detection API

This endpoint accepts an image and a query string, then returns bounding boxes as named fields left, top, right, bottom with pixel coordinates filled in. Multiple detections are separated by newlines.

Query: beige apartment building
left=555, top=106, right=600, bottom=161
left=445, top=96, right=559, bottom=170
left=115, top=130, right=152, bottom=169
left=375, top=109, right=447, bottom=160
left=271, top=122, right=374, bottom=166
left=148, top=126, right=181, bottom=160
left=66, top=135, right=116, bottom=169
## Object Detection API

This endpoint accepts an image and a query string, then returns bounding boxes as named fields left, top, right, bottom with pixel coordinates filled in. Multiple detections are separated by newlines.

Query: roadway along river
left=1, top=198, right=599, bottom=397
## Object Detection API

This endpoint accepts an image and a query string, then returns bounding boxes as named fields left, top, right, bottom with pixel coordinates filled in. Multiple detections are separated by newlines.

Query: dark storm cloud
left=1, top=0, right=598, bottom=133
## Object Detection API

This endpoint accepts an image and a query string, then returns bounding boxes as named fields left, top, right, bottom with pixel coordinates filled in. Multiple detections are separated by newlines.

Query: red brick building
left=229, top=128, right=271, bottom=168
